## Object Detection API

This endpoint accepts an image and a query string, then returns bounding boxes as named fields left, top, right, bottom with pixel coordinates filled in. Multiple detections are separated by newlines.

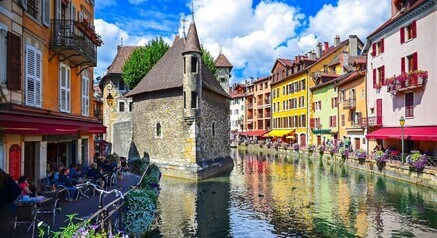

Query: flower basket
left=339, top=148, right=349, bottom=160
left=374, top=151, right=388, bottom=171
left=292, top=143, right=299, bottom=152
left=355, top=149, right=367, bottom=165
left=407, top=152, right=427, bottom=173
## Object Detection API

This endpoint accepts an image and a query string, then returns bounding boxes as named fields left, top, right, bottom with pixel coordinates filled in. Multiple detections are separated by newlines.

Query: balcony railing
left=387, top=75, right=427, bottom=94
left=342, top=99, right=356, bottom=109
left=359, top=116, right=382, bottom=127
left=49, top=19, right=99, bottom=67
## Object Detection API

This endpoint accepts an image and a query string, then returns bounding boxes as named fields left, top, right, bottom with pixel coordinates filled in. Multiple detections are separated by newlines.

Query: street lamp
left=399, top=116, right=405, bottom=163
left=106, top=93, right=114, bottom=107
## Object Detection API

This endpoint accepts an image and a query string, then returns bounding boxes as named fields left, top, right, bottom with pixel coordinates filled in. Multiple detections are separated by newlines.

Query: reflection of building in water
left=157, top=176, right=231, bottom=237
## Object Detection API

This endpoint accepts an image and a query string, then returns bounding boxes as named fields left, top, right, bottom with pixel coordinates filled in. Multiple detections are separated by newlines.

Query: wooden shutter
left=25, top=45, right=36, bottom=106
left=7, top=32, right=21, bottom=91
left=400, top=27, right=405, bottom=44
left=380, top=38, right=384, bottom=53
left=42, top=0, right=50, bottom=26
left=320, top=101, right=322, bottom=110
left=411, top=20, right=417, bottom=39
left=373, top=69, right=377, bottom=88
left=333, top=115, right=337, bottom=128
left=412, top=52, right=418, bottom=71
left=401, top=57, right=405, bottom=73
left=310, top=118, right=315, bottom=129
left=341, top=114, right=345, bottom=127
left=381, top=66, right=385, bottom=85
left=35, top=49, right=41, bottom=107
left=312, top=102, right=315, bottom=111
left=371, top=43, right=376, bottom=56
left=60, top=66, right=66, bottom=111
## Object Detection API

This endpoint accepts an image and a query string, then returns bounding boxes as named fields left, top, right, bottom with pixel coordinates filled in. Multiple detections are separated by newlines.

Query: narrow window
left=212, top=122, right=216, bottom=137
left=119, top=80, right=126, bottom=91
left=119, top=101, right=125, bottom=112
left=129, top=101, right=133, bottom=112
left=183, top=91, right=186, bottom=109
left=405, top=92, right=414, bottom=117
left=156, top=122, right=162, bottom=137
left=191, top=91, right=197, bottom=108
left=191, top=56, right=197, bottom=73
left=184, top=57, right=186, bottom=74
left=81, top=71, right=90, bottom=116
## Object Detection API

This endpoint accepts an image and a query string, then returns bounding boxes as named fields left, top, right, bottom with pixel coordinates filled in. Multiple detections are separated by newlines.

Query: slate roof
left=126, top=36, right=230, bottom=99
left=183, top=23, right=201, bottom=54
left=214, top=53, right=233, bottom=68
left=107, top=46, right=139, bottom=74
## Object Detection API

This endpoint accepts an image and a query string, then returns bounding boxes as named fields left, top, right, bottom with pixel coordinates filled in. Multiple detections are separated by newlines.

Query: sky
left=94, top=0, right=391, bottom=84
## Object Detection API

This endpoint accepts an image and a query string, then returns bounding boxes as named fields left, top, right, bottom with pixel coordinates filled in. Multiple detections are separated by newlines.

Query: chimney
left=323, top=42, right=329, bottom=51
left=349, top=35, right=358, bottom=56
left=316, top=43, right=322, bottom=58
left=334, top=35, right=340, bottom=47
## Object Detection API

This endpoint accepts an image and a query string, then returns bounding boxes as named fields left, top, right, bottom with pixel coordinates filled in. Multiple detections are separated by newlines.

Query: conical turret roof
left=214, top=53, right=233, bottom=69
left=183, top=23, right=201, bottom=54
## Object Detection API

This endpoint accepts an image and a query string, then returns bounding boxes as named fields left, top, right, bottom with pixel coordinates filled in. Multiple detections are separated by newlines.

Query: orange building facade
left=244, top=77, right=271, bottom=138
left=0, top=0, right=104, bottom=182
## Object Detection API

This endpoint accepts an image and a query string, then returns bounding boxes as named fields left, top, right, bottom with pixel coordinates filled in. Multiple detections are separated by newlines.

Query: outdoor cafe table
left=16, top=196, right=52, bottom=206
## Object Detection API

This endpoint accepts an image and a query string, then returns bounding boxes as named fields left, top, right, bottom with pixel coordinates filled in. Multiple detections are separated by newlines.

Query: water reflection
left=155, top=149, right=437, bottom=237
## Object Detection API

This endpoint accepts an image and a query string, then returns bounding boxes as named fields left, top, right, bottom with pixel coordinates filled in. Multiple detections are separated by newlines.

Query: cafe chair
left=14, top=203, right=39, bottom=238
left=37, top=191, right=60, bottom=226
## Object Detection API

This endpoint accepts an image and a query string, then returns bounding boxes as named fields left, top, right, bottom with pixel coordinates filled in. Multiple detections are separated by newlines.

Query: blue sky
left=94, top=0, right=391, bottom=83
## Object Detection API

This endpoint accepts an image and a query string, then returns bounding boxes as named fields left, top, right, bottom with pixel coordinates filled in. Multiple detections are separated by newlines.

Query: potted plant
left=396, top=72, right=408, bottom=89
left=411, top=70, right=428, bottom=85
left=386, top=77, right=396, bottom=92
left=374, top=150, right=388, bottom=170
left=318, top=144, right=325, bottom=158
left=328, top=145, right=337, bottom=158
left=293, top=143, right=299, bottom=152
left=339, top=147, right=349, bottom=161
left=355, top=149, right=367, bottom=165
left=407, top=151, right=428, bottom=172
left=307, top=144, right=315, bottom=155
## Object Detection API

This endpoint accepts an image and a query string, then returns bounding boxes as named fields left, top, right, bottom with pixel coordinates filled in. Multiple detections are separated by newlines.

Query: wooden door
left=355, top=138, right=360, bottom=150
left=376, top=99, right=382, bottom=125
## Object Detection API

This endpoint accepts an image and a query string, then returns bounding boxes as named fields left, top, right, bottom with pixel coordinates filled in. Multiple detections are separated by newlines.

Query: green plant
left=201, top=46, right=217, bottom=76
left=124, top=188, right=157, bottom=236
left=122, top=37, right=169, bottom=88
left=129, top=158, right=148, bottom=175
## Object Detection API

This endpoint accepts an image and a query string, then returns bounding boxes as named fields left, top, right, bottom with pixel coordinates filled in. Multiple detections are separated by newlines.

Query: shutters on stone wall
left=7, top=31, right=21, bottom=90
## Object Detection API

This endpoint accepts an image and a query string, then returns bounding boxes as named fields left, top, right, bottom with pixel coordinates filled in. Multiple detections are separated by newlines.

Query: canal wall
left=239, top=145, right=437, bottom=190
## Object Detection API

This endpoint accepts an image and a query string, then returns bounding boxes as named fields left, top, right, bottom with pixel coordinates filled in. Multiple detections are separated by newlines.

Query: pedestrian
left=0, top=169, right=22, bottom=236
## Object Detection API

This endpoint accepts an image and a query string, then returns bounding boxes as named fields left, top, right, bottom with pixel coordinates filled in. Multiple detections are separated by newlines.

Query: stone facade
left=112, top=120, right=133, bottom=158
left=132, top=88, right=232, bottom=180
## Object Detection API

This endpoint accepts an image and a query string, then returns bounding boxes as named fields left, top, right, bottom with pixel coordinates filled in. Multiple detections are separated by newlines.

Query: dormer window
left=191, top=56, right=198, bottom=73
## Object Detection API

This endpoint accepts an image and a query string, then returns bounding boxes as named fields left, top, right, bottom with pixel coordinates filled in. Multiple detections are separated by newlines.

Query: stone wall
left=199, top=89, right=231, bottom=162
left=132, top=88, right=186, bottom=163
left=112, top=120, right=133, bottom=158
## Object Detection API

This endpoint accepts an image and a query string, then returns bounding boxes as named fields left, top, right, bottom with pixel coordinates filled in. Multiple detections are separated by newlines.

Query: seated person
left=68, top=164, right=81, bottom=181
left=51, top=166, right=64, bottom=184
left=18, top=176, right=34, bottom=197
left=57, top=168, right=78, bottom=200
left=86, top=162, right=106, bottom=186
left=120, top=157, right=128, bottom=169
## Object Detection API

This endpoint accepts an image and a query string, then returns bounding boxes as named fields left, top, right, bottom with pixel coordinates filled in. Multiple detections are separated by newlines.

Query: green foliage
left=410, top=151, right=422, bottom=162
left=129, top=158, right=148, bottom=175
left=122, top=37, right=169, bottom=88
left=201, top=46, right=217, bottom=76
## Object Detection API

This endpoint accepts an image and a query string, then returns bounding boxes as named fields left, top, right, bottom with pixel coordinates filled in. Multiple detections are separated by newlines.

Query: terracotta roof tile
left=126, top=37, right=230, bottom=99
left=214, top=53, right=233, bottom=68
left=278, top=58, right=293, bottom=67
left=107, top=46, right=139, bottom=74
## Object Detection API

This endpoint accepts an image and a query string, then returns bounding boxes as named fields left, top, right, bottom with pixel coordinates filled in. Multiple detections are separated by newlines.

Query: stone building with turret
left=126, top=22, right=233, bottom=180
left=214, top=52, right=233, bottom=94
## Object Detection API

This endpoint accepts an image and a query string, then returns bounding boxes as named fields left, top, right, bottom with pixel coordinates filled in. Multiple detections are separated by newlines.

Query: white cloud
left=128, top=0, right=148, bottom=5
left=301, top=0, right=391, bottom=48
left=188, top=0, right=304, bottom=82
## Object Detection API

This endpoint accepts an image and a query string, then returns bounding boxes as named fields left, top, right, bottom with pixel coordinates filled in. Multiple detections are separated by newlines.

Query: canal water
left=153, top=149, right=437, bottom=237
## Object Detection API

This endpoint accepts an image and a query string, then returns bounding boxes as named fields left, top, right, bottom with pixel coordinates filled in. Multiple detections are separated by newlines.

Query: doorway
left=355, top=138, right=361, bottom=151
left=47, top=142, right=73, bottom=174
left=24, top=142, right=36, bottom=182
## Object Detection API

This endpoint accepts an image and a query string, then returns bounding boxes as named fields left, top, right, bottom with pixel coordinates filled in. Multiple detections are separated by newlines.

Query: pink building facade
left=365, top=0, right=437, bottom=154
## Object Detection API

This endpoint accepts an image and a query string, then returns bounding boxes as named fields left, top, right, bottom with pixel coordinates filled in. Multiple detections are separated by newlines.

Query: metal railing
left=49, top=19, right=98, bottom=65
left=359, top=116, right=382, bottom=127
left=342, top=99, right=356, bottom=109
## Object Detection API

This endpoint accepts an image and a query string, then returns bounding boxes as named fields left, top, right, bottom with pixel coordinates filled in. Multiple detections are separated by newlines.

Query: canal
left=153, top=149, right=437, bottom=237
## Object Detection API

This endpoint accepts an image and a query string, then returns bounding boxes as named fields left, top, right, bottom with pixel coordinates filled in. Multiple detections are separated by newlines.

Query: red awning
left=0, top=113, right=106, bottom=135
left=242, top=130, right=268, bottom=137
left=366, top=126, right=437, bottom=141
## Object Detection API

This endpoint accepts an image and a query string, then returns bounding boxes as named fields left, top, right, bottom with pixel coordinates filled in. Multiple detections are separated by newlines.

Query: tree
left=201, top=46, right=217, bottom=76
left=122, top=37, right=169, bottom=89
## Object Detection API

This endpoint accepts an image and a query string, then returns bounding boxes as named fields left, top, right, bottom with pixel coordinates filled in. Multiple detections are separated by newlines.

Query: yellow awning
left=265, top=129, right=295, bottom=137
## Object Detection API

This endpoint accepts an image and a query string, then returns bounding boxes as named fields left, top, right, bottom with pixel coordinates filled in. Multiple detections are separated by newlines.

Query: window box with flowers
left=409, top=70, right=428, bottom=86
left=386, top=77, right=397, bottom=93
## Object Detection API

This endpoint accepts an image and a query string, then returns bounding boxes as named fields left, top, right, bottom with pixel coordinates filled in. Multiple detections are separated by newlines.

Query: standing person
left=17, top=176, right=33, bottom=196
left=0, top=169, right=22, bottom=237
